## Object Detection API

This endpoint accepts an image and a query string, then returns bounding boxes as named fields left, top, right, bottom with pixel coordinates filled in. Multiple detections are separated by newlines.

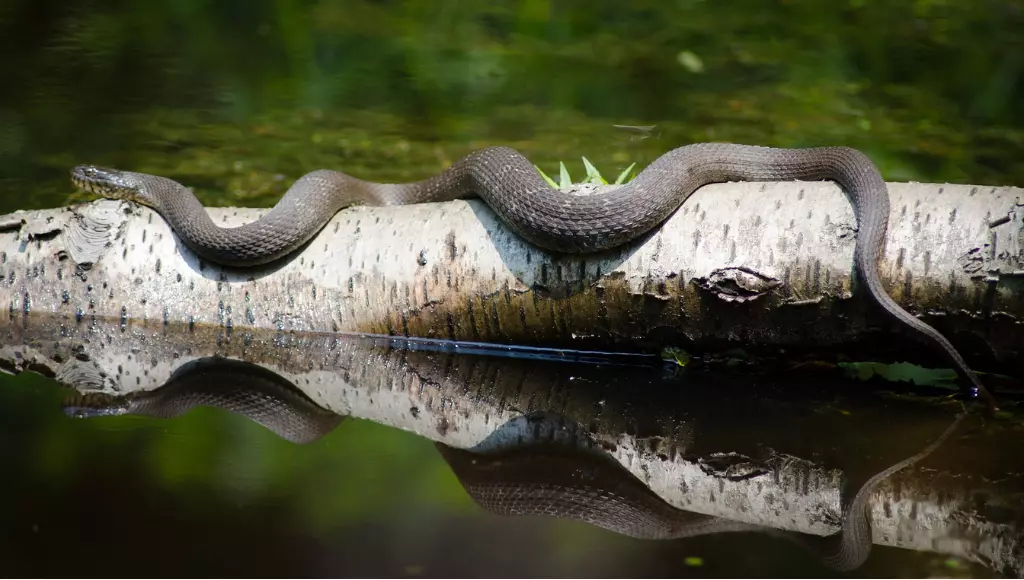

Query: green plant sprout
left=535, top=157, right=637, bottom=188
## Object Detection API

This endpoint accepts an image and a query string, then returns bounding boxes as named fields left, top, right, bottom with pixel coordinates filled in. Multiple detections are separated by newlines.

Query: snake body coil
left=69, top=144, right=997, bottom=409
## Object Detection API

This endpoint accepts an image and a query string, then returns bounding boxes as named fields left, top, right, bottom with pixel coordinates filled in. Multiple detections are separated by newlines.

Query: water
left=0, top=1, right=1022, bottom=576
left=0, top=372, right=996, bottom=577
left=2, top=1, right=1023, bottom=214
left=0, top=316, right=1019, bottom=577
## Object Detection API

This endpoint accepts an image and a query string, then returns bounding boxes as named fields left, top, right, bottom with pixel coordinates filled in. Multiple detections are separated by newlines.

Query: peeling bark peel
left=0, top=180, right=1021, bottom=369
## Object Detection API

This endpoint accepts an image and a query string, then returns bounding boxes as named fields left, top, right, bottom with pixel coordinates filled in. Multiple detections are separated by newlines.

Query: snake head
left=71, top=165, right=146, bottom=203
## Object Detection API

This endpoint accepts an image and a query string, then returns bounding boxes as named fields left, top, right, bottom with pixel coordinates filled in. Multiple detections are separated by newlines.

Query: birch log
left=0, top=179, right=1021, bottom=375
left=0, top=315, right=1020, bottom=575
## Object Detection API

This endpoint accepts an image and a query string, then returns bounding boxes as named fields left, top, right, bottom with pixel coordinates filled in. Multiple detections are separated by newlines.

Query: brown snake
left=69, top=144, right=998, bottom=409
left=63, top=356, right=965, bottom=572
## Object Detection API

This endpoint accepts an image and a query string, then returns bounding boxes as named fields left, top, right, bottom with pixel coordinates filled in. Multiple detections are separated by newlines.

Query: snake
left=62, top=357, right=345, bottom=444
left=62, top=355, right=965, bottom=572
left=68, top=144, right=998, bottom=410
left=439, top=412, right=964, bottom=572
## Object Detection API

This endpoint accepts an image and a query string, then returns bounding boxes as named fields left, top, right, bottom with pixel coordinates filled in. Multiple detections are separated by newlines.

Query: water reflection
left=60, top=353, right=965, bottom=573
left=2, top=314, right=1015, bottom=576
left=439, top=413, right=963, bottom=572
left=63, top=357, right=345, bottom=444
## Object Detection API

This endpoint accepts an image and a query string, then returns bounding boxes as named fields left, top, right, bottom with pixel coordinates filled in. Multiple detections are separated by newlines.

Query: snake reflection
left=62, top=356, right=964, bottom=571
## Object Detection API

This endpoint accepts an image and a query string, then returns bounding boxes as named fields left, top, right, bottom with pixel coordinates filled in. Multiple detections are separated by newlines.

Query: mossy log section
left=0, top=179, right=1021, bottom=374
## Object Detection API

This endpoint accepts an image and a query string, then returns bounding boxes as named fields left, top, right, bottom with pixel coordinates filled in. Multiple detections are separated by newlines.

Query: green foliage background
left=0, top=0, right=1021, bottom=213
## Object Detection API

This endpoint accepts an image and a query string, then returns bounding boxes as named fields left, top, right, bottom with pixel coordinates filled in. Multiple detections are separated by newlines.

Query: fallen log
left=0, top=179, right=1021, bottom=375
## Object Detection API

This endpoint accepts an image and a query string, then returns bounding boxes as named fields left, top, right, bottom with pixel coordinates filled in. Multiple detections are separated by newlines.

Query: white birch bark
left=0, top=180, right=1021, bottom=372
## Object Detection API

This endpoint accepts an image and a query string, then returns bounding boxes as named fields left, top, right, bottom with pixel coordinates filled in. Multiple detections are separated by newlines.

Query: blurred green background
left=0, top=0, right=1019, bottom=576
left=0, top=0, right=1021, bottom=214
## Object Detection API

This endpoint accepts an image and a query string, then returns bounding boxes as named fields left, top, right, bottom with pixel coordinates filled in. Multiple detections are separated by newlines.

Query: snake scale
left=69, top=143, right=997, bottom=409
left=63, top=356, right=966, bottom=572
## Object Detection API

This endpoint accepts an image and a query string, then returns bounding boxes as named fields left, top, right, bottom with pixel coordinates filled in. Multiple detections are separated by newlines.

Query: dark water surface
left=0, top=377, right=999, bottom=578
left=0, top=371, right=974, bottom=578
left=1, top=317, right=1022, bottom=577
left=1, top=0, right=1023, bottom=577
